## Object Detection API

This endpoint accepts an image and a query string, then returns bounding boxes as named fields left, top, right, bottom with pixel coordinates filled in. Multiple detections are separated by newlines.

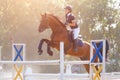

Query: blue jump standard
left=13, top=45, right=23, bottom=61
left=91, top=42, right=103, bottom=63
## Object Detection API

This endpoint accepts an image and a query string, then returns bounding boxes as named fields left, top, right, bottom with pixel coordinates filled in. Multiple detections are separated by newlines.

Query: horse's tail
left=105, top=39, right=109, bottom=59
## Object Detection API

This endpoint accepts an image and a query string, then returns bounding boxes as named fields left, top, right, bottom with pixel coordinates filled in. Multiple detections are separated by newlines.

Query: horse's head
left=38, top=13, right=49, bottom=32
left=39, top=13, right=67, bottom=33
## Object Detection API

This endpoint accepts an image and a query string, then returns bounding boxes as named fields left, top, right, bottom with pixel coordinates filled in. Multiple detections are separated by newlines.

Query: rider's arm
left=68, top=20, right=76, bottom=27
left=67, top=14, right=77, bottom=28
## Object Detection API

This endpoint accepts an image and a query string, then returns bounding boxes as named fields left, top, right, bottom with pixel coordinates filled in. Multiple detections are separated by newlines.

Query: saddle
left=77, top=35, right=84, bottom=47
left=68, top=31, right=84, bottom=47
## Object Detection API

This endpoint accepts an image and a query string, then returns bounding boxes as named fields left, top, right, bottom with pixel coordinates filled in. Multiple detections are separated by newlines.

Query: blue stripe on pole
left=14, top=45, right=23, bottom=61
left=91, top=42, right=103, bottom=62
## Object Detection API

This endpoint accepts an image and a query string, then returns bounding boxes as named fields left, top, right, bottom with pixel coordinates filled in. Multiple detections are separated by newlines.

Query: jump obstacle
left=0, top=40, right=120, bottom=80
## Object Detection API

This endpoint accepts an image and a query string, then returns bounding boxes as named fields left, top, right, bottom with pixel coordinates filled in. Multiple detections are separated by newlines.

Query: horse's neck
left=51, top=24, right=66, bottom=33
left=50, top=22, right=68, bottom=37
left=48, top=16, right=69, bottom=42
left=49, top=16, right=67, bottom=35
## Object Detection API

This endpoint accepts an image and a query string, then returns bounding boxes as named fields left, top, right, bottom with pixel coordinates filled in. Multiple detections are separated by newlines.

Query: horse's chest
left=51, top=33, right=64, bottom=41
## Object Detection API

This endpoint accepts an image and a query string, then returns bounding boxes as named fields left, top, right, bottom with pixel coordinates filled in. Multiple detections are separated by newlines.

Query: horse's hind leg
left=83, top=63, right=99, bottom=73
left=83, top=64, right=90, bottom=73
left=80, top=57, right=90, bottom=73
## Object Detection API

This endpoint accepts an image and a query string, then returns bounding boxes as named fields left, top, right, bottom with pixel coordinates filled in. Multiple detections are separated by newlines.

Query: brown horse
left=38, top=13, right=109, bottom=73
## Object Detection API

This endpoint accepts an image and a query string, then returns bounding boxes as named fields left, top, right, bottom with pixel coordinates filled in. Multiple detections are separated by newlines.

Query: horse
left=38, top=13, right=109, bottom=73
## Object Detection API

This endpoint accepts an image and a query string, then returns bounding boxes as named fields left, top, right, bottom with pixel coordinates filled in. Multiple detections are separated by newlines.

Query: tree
left=66, top=0, right=120, bottom=71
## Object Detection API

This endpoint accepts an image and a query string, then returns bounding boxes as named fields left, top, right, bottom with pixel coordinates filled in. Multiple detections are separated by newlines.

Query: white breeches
left=66, top=26, right=80, bottom=39
left=72, top=27, right=80, bottom=39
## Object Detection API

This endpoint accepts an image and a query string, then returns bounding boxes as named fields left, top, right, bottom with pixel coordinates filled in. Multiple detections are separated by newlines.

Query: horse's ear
left=45, top=13, right=47, bottom=16
left=40, top=13, right=44, bottom=16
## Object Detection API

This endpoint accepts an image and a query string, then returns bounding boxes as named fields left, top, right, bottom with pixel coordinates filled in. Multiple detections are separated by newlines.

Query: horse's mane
left=48, top=14, right=67, bottom=29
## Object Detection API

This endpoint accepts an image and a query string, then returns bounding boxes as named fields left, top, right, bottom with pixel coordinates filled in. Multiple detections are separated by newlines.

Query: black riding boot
left=73, top=39, right=78, bottom=52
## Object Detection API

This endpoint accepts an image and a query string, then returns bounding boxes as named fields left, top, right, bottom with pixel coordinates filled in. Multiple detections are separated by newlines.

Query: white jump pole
left=0, top=46, right=2, bottom=70
left=101, top=40, right=106, bottom=80
left=0, top=46, right=2, bottom=61
left=60, top=42, right=64, bottom=80
left=90, top=41, right=94, bottom=80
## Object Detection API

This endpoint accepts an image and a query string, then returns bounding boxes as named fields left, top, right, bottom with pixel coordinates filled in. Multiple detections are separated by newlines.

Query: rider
left=64, top=5, right=80, bottom=52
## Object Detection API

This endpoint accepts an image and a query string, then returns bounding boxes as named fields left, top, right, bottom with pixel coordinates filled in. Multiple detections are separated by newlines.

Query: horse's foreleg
left=47, top=43, right=53, bottom=56
left=38, top=39, right=53, bottom=56
left=38, top=39, right=46, bottom=55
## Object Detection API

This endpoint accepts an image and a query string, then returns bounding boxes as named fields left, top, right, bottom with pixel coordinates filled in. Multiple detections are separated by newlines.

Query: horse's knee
left=47, top=44, right=53, bottom=56
left=38, top=49, right=43, bottom=55
left=48, top=50, right=53, bottom=56
left=40, top=39, right=45, bottom=42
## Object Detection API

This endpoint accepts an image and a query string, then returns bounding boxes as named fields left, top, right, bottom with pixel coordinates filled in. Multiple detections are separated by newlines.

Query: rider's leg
left=73, top=39, right=78, bottom=52
left=73, top=27, right=80, bottom=52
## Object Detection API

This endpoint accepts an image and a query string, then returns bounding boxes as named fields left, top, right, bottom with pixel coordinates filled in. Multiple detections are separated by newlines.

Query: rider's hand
left=64, top=22, right=68, bottom=25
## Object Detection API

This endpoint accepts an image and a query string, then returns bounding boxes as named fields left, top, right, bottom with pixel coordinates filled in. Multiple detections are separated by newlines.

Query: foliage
left=67, top=0, right=120, bottom=71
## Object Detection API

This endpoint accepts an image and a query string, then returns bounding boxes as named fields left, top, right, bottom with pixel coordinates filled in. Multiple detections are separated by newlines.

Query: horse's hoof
left=38, top=49, right=43, bottom=55
left=48, top=51, right=53, bottom=56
